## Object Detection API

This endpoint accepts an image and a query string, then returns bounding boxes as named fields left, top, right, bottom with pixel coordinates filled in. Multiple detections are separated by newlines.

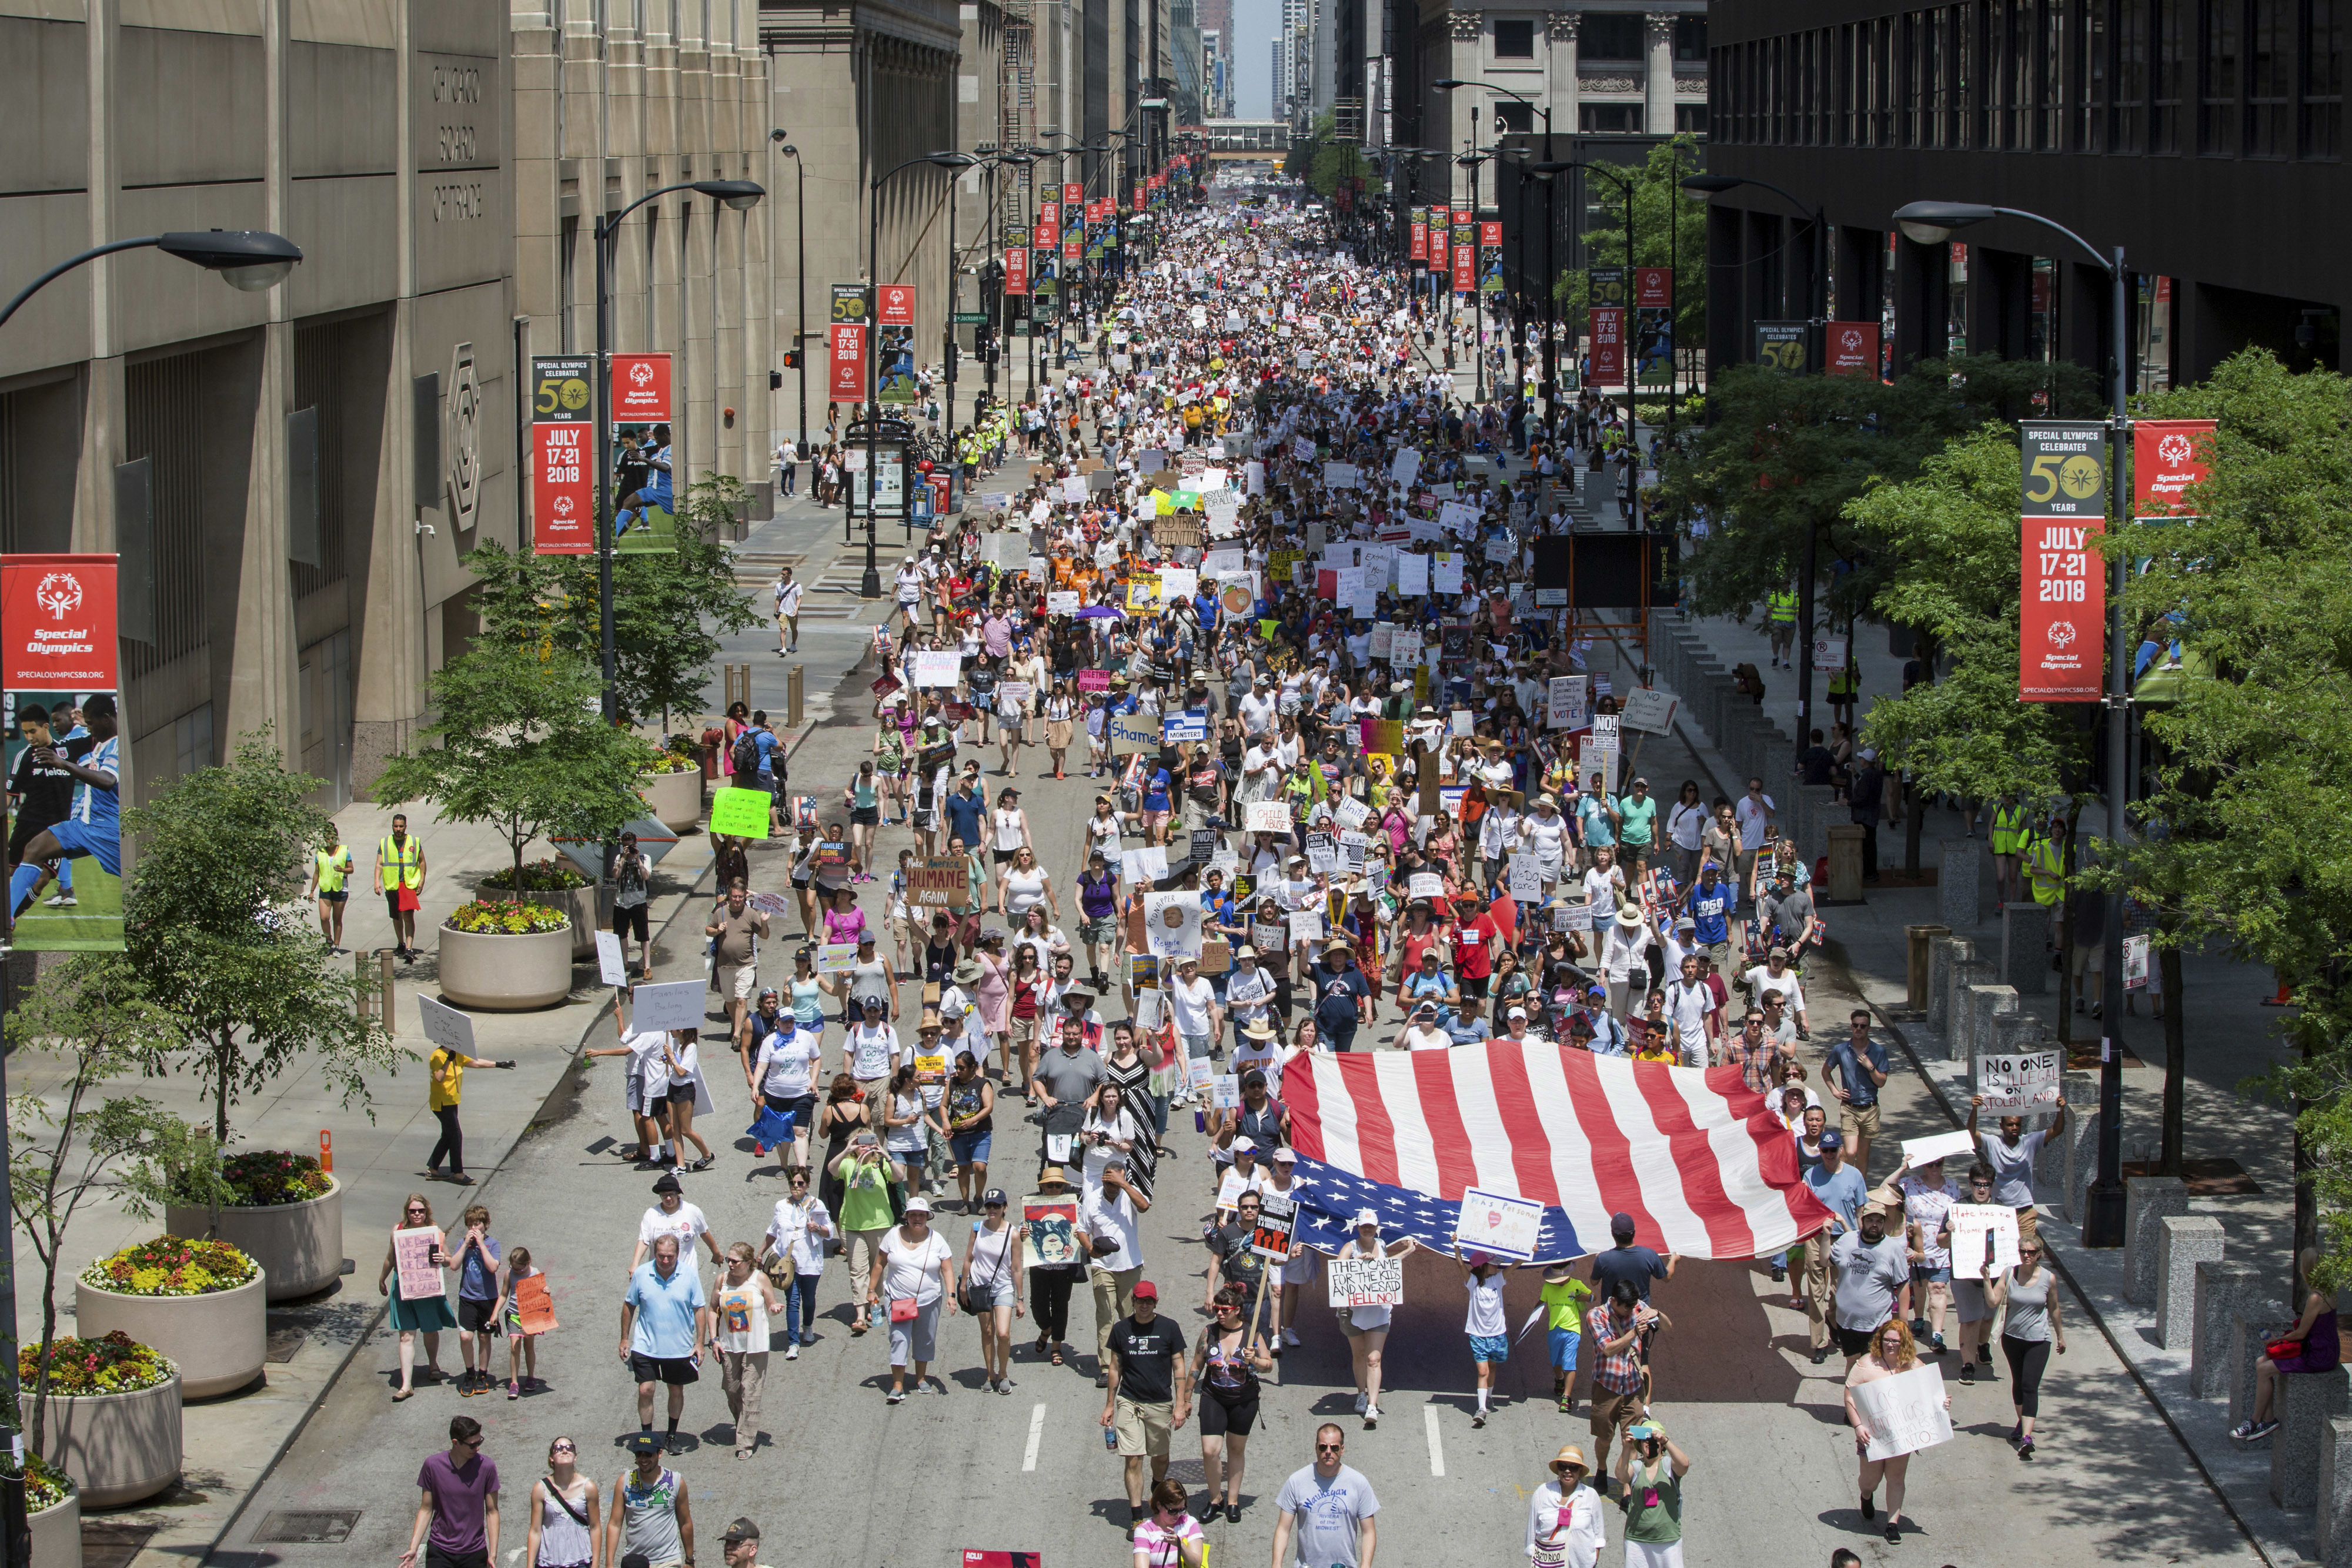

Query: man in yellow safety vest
left=1766, top=586, right=1799, bottom=670
left=1987, top=794, right=2031, bottom=904
left=2024, top=816, right=2067, bottom=908
left=375, top=812, right=427, bottom=963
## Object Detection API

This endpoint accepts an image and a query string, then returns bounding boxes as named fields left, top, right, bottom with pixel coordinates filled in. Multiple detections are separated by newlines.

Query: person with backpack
left=732, top=713, right=784, bottom=834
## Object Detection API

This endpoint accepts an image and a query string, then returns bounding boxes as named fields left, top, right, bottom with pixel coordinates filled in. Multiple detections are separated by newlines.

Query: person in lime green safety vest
left=1987, top=794, right=2031, bottom=905
left=1766, top=587, right=1799, bottom=670
left=2024, top=815, right=2068, bottom=908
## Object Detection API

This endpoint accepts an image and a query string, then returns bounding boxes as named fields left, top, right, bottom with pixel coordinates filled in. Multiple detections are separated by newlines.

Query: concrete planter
left=165, top=1176, right=343, bottom=1302
left=487, top=884, right=603, bottom=959
left=28, top=1485, right=79, bottom=1568
left=21, top=1375, right=182, bottom=1507
left=437, top=922, right=574, bottom=1011
left=638, top=766, right=703, bottom=832
left=75, top=1272, right=266, bottom=1400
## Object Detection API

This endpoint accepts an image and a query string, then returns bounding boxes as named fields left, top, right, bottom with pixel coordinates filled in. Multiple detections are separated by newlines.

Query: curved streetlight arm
left=605, top=178, right=751, bottom=236
left=1979, top=206, right=2117, bottom=278
left=0, top=236, right=173, bottom=333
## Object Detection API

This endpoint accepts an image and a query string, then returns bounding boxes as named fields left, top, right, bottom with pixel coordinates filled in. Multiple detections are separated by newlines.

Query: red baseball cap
left=1132, top=1281, right=1160, bottom=1300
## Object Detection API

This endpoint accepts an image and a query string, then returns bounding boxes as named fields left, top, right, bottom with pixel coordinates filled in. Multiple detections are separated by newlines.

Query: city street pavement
left=214, top=633, right=2260, bottom=1568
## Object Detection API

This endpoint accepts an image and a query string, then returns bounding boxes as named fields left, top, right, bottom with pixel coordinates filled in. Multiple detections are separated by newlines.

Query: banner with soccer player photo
left=3, top=554, right=124, bottom=950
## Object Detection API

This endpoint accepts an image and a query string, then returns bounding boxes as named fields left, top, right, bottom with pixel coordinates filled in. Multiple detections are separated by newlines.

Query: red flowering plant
left=81, top=1235, right=258, bottom=1299
left=213, top=1150, right=333, bottom=1207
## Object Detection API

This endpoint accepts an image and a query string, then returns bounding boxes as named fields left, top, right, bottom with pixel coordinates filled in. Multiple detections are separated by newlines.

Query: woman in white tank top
left=524, top=1436, right=600, bottom=1568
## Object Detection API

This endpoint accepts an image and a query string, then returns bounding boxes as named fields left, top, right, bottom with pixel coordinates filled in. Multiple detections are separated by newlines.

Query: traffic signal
left=769, top=369, right=784, bottom=388
left=780, top=349, right=801, bottom=370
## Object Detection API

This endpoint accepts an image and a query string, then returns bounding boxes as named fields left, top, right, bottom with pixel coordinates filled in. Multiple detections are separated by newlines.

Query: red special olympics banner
left=1409, top=218, right=1426, bottom=263
left=1133, top=189, right=1145, bottom=212
left=1064, top=181, right=1082, bottom=206
left=1063, top=235, right=1080, bottom=263
left=2019, top=420, right=2107, bottom=701
left=1003, top=246, right=1028, bottom=296
left=828, top=322, right=866, bottom=400
left=1588, top=307, right=1626, bottom=389
left=2133, top=419, right=2216, bottom=518
left=531, top=424, right=594, bottom=555
left=1428, top=212, right=1447, bottom=272
left=876, top=284, right=917, bottom=327
left=1479, top=220, right=1502, bottom=248
left=1, top=554, right=119, bottom=688
left=1635, top=267, right=1673, bottom=307
left=1825, top=321, right=1880, bottom=377
left=610, top=351, right=671, bottom=422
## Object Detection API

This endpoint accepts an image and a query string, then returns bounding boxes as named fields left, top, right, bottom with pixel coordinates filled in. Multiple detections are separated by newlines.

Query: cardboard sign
left=1287, top=910, right=1325, bottom=942
left=1408, top=872, right=1445, bottom=901
left=1507, top=855, right=1545, bottom=902
left=1327, top=1255, right=1405, bottom=1308
left=393, top=1226, right=445, bottom=1301
left=1211, top=1074, right=1242, bottom=1110
left=1551, top=897, right=1591, bottom=932
left=1455, top=1186, right=1544, bottom=1261
left=1976, top=1047, right=2062, bottom=1111
left=1250, top=1192, right=1298, bottom=1262
left=512, top=1271, right=558, bottom=1334
left=1946, top=1203, right=2023, bottom=1279
left=1077, top=668, right=1110, bottom=692
left=1021, top=1195, right=1080, bottom=1269
left=417, top=995, right=476, bottom=1055
left=1548, top=676, right=1589, bottom=731
left=1048, top=590, right=1081, bottom=616
left=1108, top=713, right=1160, bottom=748
left=914, top=651, right=964, bottom=687
left=908, top=855, right=970, bottom=908
left=1619, top=688, right=1678, bottom=736
left=632, top=979, right=707, bottom=1032
left=707, top=787, right=771, bottom=839
left=1245, top=800, right=1293, bottom=834
left=1850, top=1365, right=1956, bottom=1462
left=1251, top=920, right=1287, bottom=952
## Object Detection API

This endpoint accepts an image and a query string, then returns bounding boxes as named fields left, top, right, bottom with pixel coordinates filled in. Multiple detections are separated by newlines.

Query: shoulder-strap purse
left=546, top=1479, right=591, bottom=1530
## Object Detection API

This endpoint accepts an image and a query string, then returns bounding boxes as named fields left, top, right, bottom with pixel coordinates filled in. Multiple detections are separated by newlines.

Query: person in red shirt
left=1451, top=888, right=1502, bottom=1006
left=1395, top=900, right=1450, bottom=985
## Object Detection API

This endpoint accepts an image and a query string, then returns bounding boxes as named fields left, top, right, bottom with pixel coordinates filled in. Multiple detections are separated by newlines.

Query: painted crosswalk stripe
left=1424, top=1406, right=1445, bottom=1477
left=1024, top=1402, right=1047, bottom=1471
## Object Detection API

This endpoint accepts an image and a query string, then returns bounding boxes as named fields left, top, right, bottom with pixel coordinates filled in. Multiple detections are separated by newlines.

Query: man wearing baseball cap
left=1798, top=1128, right=1869, bottom=1365
left=720, top=1519, right=767, bottom=1568
left=1102, top=1278, right=1190, bottom=1538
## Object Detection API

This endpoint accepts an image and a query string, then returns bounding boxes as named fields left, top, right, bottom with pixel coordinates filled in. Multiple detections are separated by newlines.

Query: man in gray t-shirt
left=1035, top=1041, right=1105, bottom=1109
left=1829, top=1203, right=1910, bottom=1366
left=1272, top=1425, right=1379, bottom=1568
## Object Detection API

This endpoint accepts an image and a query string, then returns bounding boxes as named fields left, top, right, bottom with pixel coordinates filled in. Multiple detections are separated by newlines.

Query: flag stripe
left=1281, top=1042, right=1830, bottom=1260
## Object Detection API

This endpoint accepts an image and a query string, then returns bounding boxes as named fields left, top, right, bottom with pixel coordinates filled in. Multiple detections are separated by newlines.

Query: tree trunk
left=2159, top=928, right=2186, bottom=1176
left=1902, top=774, right=1925, bottom=876
left=215, top=1029, right=235, bottom=1143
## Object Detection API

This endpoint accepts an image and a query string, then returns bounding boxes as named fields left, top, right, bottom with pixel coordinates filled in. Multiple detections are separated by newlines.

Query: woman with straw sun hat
left=1525, top=1443, right=1606, bottom=1568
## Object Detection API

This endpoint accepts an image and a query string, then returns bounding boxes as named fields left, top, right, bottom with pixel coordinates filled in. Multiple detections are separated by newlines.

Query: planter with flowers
left=638, top=744, right=704, bottom=831
left=24, top=1453, right=79, bottom=1568
left=17, top=1334, right=181, bottom=1507
left=163, top=1152, right=342, bottom=1302
left=437, top=898, right=574, bottom=1011
left=74, top=1238, right=265, bottom=1399
left=478, top=858, right=604, bottom=959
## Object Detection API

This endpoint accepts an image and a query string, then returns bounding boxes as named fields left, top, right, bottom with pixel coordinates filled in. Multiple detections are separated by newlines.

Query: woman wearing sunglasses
left=1986, top=1235, right=2066, bottom=1459
left=964, top=1187, right=1025, bottom=1395
left=1191, top=1285, right=1275, bottom=1524
left=379, top=1192, right=459, bottom=1399
left=1843, top=1318, right=1947, bottom=1543
left=1129, top=1478, right=1204, bottom=1568
left=1525, top=1443, right=1605, bottom=1568
left=524, top=1437, right=601, bottom=1568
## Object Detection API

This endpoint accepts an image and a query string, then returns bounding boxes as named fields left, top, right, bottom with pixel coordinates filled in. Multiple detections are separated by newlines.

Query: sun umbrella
left=1075, top=605, right=1125, bottom=620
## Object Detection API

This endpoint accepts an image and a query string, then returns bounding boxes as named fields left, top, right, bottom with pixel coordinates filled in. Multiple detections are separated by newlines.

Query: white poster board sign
left=1245, top=800, right=1293, bottom=833
left=594, top=931, right=629, bottom=988
left=1899, top=1129, right=1978, bottom=1169
left=1548, top=676, right=1589, bottom=731
left=1976, top=1047, right=2062, bottom=1112
left=1945, top=1203, right=2023, bottom=1279
left=1455, top=1187, right=1544, bottom=1262
left=632, top=978, right=708, bottom=1033
left=1619, top=688, right=1679, bottom=737
left=1507, top=855, right=1544, bottom=902
left=1327, top=1256, right=1406, bottom=1308
left=393, top=1226, right=446, bottom=1301
left=1144, top=891, right=1203, bottom=959
left=417, top=995, right=476, bottom=1056
left=1849, top=1365, right=1955, bottom=1462
left=913, top=651, right=964, bottom=687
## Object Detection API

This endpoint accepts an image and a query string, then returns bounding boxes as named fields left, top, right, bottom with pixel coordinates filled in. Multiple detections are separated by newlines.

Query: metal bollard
left=788, top=663, right=804, bottom=728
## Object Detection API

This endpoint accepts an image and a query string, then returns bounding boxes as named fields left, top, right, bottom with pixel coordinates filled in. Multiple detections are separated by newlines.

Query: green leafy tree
left=1661, top=353, right=2103, bottom=624
left=122, top=735, right=402, bottom=1143
left=2105, top=350, right=2352, bottom=1290
left=372, top=643, right=660, bottom=893
left=4, top=956, right=219, bottom=1452
left=466, top=473, right=760, bottom=728
left=1552, top=134, right=1709, bottom=358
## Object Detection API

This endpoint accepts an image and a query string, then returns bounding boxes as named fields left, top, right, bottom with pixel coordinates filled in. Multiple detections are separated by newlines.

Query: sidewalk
left=1639, top=607, right=2313, bottom=1565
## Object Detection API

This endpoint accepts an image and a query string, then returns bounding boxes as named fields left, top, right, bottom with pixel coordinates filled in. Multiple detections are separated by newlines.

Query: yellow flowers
left=81, top=1236, right=258, bottom=1298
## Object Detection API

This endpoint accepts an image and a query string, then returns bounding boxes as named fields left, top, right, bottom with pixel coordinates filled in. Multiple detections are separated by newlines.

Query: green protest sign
left=709, top=787, right=772, bottom=838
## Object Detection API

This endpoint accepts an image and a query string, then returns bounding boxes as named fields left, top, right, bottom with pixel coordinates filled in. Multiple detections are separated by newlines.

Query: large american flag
left=1281, top=1042, right=1833, bottom=1261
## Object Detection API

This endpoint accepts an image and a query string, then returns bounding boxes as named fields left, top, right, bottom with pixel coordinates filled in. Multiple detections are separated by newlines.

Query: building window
left=1676, top=102, right=1710, bottom=133
left=1770, top=34, right=1787, bottom=142
left=2074, top=0, right=2107, bottom=151
left=2201, top=0, right=2241, bottom=153
left=1676, top=17, right=1707, bottom=59
left=2306, top=0, right=2344, bottom=156
left=2038, top=0, right=2062, bottom=148
left=1495, top=100, right=1533, bottom=131
left=1580, top=102, right=1643, bottom=132
left=1581, top=13, right=1642, bottom=58
left=1494, top=18, right=1533, bottom=57
left=2247, top=0, right=2290, bottom=154
left=2115, top=0, right=2147, bottom=148
left=172, top=704, right=215, bottom=781
left=2152, top=0, right=2184, bottom=151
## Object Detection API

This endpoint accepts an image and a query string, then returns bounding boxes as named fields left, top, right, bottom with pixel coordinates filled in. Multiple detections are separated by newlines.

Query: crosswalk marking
left=1024, top=1402, right=1047, bottom=1470
left=1425, top=1405, right=1445, bottom=1477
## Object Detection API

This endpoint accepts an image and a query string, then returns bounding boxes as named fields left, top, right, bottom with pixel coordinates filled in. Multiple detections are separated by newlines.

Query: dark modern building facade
left=1701, top=0, right=2344, bottom=389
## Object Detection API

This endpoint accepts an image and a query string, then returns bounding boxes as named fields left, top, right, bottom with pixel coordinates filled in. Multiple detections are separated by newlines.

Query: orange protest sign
left=514, top=1272, right=558, bottom=1335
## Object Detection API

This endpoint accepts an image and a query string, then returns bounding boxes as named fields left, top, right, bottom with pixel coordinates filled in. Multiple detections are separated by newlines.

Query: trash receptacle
left=1905, top=924, right=1950, bottom=1012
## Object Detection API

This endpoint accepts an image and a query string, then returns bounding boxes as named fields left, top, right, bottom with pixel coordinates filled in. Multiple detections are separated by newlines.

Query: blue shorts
left=949, top=1130, right=993, bottom=1165
left=1548, top=1327, right=1581, bottom=1370
left=49, top=818, right=120, bottom=878
left=1469, top=1333, right=1509, bottom=1365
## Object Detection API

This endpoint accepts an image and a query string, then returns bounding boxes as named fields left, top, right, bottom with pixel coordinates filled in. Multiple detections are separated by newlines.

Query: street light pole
left=0, top=225, right=303, bottom=1568
left=597, top=178, right=766, bottom=712
left=863, top=153, right=967, bottom=598
left=770, top=135, right=808, bottom=449
left=1894, top=198, right=2133, bottom=1249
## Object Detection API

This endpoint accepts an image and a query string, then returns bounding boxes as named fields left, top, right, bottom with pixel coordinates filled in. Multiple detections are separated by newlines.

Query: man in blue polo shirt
left=618, top=1232, right=711, bottom=1453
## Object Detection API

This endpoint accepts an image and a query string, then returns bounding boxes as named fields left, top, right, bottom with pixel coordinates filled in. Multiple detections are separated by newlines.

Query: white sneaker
left=42, top=894, right=73, bottom=908
left=1354, top=1389, right=1369, bottom=1413
left=785, top=1345, right=799, bottom=1360
left=1283, top=1327, right=1301, bottom=1346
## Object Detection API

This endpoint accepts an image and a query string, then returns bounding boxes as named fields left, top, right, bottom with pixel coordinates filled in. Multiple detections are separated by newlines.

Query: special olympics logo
left=629, top=360, right=656, bottom=389
left=34, top=573, right=82, bottom=620
left=2158, top=433, right=2194, bottom=467
left=552, top=494, right=576, bottom=517
left=1839, top=327, right=1863, bottom=351
left=2047, top=620, right=2077, bottom=650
